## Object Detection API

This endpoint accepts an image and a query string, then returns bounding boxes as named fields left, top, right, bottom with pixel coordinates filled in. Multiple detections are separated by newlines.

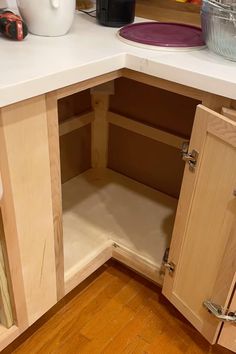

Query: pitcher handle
left=50, top=0, right=60, bottom=9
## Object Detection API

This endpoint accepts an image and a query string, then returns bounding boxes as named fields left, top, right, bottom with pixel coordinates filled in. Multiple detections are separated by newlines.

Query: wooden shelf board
left=62, top=168, right=178, bottom=286
left=59, top=112, right=94, bottom=136
left=108, top=111, right=184, bottom=149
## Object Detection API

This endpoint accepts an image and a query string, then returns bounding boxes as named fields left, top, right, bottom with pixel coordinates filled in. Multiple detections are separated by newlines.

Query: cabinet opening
left=57, top=80, right=200, bottom=292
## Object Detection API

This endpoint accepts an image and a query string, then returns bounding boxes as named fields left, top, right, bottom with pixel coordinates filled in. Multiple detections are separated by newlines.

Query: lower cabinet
left=53, top=76, right=236, bottom=350
left=0, top=72, right=235, bottom=351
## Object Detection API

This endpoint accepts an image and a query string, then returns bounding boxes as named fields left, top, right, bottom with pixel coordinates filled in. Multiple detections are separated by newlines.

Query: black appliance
left=96, top=0, right=135, bottom=27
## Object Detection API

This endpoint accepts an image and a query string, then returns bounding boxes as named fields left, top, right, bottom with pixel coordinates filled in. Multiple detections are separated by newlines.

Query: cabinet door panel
left=163, top=105, right=236, bottom=344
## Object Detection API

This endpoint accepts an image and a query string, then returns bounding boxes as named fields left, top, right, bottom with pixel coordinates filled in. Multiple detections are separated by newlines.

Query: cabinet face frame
left=0, top=96, right=58, bottom=329
left=162, top=104, right=236, bottom=344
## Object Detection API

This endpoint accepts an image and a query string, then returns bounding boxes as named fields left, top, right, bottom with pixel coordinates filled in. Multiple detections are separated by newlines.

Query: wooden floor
left=4, top=261, right=232, bottom=354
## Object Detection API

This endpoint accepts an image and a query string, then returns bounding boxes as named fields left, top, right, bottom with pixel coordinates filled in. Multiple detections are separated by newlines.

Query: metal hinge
left=162, top=248, right=176, bottom=275
left=203, top=300, right=236, bottom=323
left=113, top=243, right=119, bottom=248
left=163, top=261, right=176, bottom=275
left=181, top=142, right=198, bottom=172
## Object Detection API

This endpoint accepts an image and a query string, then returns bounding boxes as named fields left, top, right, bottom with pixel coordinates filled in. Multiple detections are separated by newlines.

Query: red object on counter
left=0, top=11, right=28, bottom=40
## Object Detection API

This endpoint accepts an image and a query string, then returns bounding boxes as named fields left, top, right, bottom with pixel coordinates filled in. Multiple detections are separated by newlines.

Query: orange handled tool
left=0, top=11, right=28, bottom=40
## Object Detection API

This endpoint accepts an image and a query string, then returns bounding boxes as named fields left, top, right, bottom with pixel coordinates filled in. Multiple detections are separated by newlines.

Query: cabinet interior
left=57, top=78, right=201, bottom=290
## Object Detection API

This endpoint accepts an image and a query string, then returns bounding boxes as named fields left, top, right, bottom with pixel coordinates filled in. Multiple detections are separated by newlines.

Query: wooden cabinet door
left=162, top=105, right=236, bottom=344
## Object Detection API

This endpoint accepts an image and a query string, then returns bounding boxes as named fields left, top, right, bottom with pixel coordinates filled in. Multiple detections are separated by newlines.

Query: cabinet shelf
left=63, top=168, right=177, bottom=291
left=59, top=112, right=94, bottom=137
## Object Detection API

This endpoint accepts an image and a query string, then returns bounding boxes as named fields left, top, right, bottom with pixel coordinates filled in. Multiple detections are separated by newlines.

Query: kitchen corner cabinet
left=0, top=69, right=235, bottom=352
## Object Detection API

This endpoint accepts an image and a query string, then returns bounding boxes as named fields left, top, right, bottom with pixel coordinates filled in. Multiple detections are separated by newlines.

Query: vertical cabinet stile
left=0, top=96, right=57, bottom=326
left=46, top=92, right=65, bottom=301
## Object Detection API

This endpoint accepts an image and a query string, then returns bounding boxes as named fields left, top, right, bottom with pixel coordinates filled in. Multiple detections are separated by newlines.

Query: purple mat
left=119, top=22, right=205, bottom=48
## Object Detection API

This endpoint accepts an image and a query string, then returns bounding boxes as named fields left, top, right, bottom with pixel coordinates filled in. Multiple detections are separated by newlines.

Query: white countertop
left=1, top=11, right=236, bottom=107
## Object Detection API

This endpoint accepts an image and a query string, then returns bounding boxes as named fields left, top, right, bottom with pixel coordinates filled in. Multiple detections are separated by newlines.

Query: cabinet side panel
left=0, top=96, right=57, bottom=325
left=110, top=77, right=199, bottom=138
left=108, top=125, right=185, bottom=198
left=60, top=125, right=91, bottom=183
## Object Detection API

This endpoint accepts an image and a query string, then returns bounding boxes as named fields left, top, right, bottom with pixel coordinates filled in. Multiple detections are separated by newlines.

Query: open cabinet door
left=162, top=105, right=236, bottom=344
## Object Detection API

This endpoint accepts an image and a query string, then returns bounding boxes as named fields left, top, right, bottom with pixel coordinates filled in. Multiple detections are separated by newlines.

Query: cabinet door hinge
left=203, top=300, right=236, bottom=323
left=163, top=261, right=176, bottom=275
left=181, top=142, right=198, bottom=172
left=162, top=248, right=176, bottom=275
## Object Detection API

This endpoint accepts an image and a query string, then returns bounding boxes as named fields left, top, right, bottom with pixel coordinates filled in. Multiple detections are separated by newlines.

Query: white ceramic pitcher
left=17, top=0, right=75, bottom=36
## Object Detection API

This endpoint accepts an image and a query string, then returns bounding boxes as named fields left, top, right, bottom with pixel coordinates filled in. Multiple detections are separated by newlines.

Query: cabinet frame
left=0, top=69, right=234, bottom=351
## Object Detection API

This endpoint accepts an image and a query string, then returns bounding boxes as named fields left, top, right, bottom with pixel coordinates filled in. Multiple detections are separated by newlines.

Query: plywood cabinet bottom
left=63, top=168, right=177, bottom=293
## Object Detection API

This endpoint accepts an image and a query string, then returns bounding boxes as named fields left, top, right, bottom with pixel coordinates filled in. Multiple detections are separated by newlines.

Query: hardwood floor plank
left=79, top=305, right=135, bottom=353
left=80, top=277, right=142, bottom=338
left=13, top=266, right=130, bottom=354
left=121, top=336, right=149, bottom=354
left=51, top=334, right=90, bottom=354
left=7, top=261, right=232, bottom=354
left=102, top=297, right=163, bottom=353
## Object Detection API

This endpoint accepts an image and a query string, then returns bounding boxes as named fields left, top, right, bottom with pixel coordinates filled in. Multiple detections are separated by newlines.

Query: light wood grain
left=108, top=111, right=184, bottom=149
left=222, top=107, right=236, bottom=122
left=202, top=93, right=231, bottom=111
left=0, top=325, right=21, bottom=352
left=57, top=71, right=122, bottom=100
left=0, top=212, right=13, bottom=328
left=163, top=105, right=236, bottom=344
left=231, top=100, right=236, bottom=110
left=122, top=69, right=206, bottom=101
left=0, top=96, right=57, bottom=325
left=0, top=110, right=28, bottom=333
left=46, top=92, right=65, bottom=300
left=90, top=81, right=115, bottom=95
left=59, top=112, right=94, bottom=136
left=0, top=173, right=2, bottom=205
left=112, top=244, right=164, bottom=285
left=215, top=108, right=236, bottom=353
left=65, top=247, right=112, bottom=295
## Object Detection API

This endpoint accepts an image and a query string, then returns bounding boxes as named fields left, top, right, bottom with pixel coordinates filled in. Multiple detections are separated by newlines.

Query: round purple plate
left=119, top=22, right=205, bottom=48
